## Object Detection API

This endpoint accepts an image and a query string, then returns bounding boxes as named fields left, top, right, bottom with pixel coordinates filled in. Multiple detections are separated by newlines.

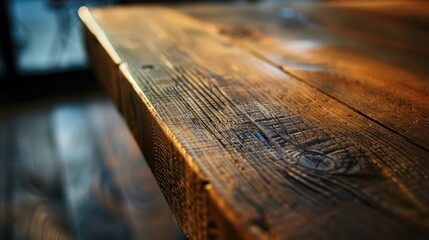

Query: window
left=8, top=0, right=116, bottom=75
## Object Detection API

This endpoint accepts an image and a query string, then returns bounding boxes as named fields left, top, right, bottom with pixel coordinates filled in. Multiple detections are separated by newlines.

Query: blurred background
left=0, top=0, right=120, bottom=101
left=0, top=0, right=234, bottom=240
left=0, top=0, right=300, bottom=97
left=4, top=0, right=305, bottom=239
left=1, top=0, right=427, bottom=239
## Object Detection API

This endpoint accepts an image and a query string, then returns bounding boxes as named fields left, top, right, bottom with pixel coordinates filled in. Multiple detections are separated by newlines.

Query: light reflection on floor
left=0, top=95, right=184, bottom=240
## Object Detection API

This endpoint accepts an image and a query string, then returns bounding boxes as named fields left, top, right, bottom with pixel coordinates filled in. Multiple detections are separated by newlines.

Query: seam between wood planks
left=200, top=26, right=429, bottom=153
left=80, top=6, right=429, bottom=239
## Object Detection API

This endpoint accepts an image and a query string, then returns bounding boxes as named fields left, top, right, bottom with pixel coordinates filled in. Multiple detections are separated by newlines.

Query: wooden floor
left=0, top=94, right=184, bottom=240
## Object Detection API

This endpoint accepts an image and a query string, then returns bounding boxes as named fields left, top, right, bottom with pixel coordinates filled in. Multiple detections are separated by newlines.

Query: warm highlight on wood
left=179, top=2, right=429, bottom=148
left=80, top=3, right=429, bottom=239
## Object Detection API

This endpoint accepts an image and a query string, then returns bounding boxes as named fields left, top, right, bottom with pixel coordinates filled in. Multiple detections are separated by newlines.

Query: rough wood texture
left=80, top=4, right=429, bottom=240
left=179, top=1, right=429, bottom=148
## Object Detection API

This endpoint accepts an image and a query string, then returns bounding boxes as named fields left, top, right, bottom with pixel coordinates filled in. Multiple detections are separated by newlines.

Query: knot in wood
left=297, top=151, right=337, bottom=172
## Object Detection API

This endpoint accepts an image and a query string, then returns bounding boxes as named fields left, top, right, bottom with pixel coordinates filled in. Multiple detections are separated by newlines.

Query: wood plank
left=87, top=100, right=184, bottom=240
left=11, top=108, right=72, bottom=240
left=179, top=2, right=429, bottom=148
left=53, top=98, right=183, bottom=240
left=0, top=97, right=183, bottom=240
left=80, top=6, right=429, bottom=240
left=0, top=116, right=11, bottom=240
left=52, top=101, right=133, bottom=240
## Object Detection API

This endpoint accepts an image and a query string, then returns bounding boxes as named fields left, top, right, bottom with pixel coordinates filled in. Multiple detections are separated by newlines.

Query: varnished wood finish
left=0, top=117, right=11, bottom=240
left=53, top=100, right=182, bottom=240
left=0, top=97, right=183, bottom=240
left=12, top=108, right=72, bottom=240
left=54, top=102, right=133, bottom=240
left=80, top=4, right=429, bottom=240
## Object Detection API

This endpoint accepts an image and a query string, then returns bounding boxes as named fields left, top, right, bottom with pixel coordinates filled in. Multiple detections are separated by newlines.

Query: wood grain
left=179, top=2, right=429, bottom=148
left=0, top=116, right=11, bottom=240
left=52, top=98, right=183, bottom=240
left=9, top=108, right=72, bottom=240
left=0, top=97, right=183, bottom=240
left=87, top=100, right=183, bottom=240
left=81, top=6, right=429, bottom=240
left=53, top=102, right=134, bottom=240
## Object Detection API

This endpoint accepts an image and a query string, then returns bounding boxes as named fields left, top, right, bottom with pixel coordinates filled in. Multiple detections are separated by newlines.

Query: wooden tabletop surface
left=79, top=2, right=429, bottom=239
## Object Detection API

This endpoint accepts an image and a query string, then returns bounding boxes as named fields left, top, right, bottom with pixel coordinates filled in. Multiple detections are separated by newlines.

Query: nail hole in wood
left=141, top=64, right=155, bottom=70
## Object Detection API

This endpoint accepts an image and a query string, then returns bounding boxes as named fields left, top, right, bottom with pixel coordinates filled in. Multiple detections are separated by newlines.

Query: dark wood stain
left=4, top=108, right=72, bottom=240
left=0, top=97, right=183, bottom=240
left=80, top=4, right=429, bottom=240
left=0, top=116, right=12, bottom=240
left=180, top=2, right=429, bottom=148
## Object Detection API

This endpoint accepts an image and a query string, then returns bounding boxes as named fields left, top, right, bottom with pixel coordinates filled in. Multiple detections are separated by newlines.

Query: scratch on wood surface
left=82, top=6, right=429, bottom=240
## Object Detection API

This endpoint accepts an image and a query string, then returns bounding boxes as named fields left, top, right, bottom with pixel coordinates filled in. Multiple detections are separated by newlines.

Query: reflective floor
left=0, top=94, right=184, bottom=240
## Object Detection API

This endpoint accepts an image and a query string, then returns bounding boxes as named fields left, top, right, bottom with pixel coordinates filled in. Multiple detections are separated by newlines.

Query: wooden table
left=79, top=2, right=429, bottom=239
